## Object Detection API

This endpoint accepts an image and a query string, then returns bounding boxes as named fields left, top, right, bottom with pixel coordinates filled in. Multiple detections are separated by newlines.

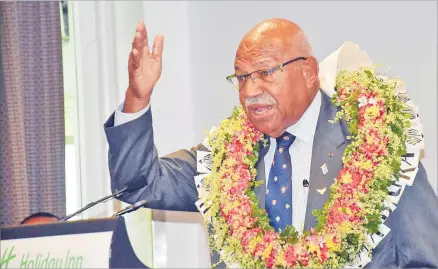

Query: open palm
left=128, top=20, right=164, bottom=99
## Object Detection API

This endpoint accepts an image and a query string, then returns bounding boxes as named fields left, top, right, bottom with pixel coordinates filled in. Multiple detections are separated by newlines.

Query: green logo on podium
left=1, top=246, right=16, bottom=268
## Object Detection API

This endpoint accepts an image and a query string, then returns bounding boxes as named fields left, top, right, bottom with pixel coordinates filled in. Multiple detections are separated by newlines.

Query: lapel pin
left=321, top=163, right=328, bottom=175
left=328, top=152, right=334, bottom=157
left=317, top=187, right=327, bottom=195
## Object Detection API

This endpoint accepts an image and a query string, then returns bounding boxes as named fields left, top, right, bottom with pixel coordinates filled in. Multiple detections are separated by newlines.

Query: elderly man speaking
left=104, top=19, right=438, bottom=268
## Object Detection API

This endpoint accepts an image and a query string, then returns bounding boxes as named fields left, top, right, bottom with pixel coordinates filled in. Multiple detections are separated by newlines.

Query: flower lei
left=195, top=67, right=423, bottom=268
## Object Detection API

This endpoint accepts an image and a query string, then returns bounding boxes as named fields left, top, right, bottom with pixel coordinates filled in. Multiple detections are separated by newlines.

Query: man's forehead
left=234, top=54, right=281, bottom=71
left=234, top=39, right=285, bottom=70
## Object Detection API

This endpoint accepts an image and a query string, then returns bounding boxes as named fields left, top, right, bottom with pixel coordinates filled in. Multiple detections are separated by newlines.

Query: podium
left=0, top=217, right=149, bottom=268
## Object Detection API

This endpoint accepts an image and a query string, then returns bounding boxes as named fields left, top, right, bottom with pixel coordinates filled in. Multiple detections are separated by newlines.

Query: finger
left=151, top=34, right=164, bottom=60
left=132, top=48, right=141, bottom=68
left=128, top=48, right=141, bottom=70
left=137, top=20, right=150, bottom=54
left=131, top=31, right=144, bottom=58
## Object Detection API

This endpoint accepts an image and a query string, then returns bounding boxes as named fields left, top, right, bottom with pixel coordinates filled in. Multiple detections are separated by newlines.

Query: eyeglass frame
left=226, top=56, right=307, bottom=89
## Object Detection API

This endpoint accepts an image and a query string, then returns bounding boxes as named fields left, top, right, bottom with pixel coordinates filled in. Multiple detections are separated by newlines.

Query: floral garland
left=195, top=67, right=422, bottom=268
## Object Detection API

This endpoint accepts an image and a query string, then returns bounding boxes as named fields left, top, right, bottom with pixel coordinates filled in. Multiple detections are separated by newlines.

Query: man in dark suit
left=104, top=18, right=438, bottom=268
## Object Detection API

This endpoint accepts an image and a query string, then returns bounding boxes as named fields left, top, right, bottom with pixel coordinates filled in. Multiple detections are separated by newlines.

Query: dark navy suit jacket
left=104, top=90, right=438, bottom=268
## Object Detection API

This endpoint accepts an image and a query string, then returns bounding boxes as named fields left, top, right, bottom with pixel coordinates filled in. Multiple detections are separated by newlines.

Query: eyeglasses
left=226, top=57, right=307, bottom=90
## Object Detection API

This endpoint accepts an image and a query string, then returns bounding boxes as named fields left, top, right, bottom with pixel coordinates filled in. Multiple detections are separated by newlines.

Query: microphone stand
left=112, top=200, right=147, bottom=218
left=60, top=187, right=128, bottom=221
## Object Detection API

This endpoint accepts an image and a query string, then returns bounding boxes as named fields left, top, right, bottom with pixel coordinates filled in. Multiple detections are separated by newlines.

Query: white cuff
left=114, top=101, right=151, bottom=126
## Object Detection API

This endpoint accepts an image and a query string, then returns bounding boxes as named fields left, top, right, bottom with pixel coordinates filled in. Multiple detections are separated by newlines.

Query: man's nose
left=240, top=77, right=264, bottom=98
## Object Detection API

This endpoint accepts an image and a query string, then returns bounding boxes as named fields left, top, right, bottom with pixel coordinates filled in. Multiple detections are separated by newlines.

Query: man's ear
left=302, top=56, right=319, bottom=88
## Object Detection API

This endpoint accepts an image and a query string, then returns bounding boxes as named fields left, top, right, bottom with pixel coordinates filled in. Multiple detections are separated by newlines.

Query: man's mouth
left=247, top=104, right=274, bottom=118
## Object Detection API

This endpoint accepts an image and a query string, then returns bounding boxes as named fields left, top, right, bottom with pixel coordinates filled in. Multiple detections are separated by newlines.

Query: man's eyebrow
left=255, top=58, right=276, bottom=66
left=234, top=58, right=277, bottom=72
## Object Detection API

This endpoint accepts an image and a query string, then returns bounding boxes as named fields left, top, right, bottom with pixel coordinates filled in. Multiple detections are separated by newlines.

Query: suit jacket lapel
left=254, top=135, right=271, bottom=209
left=303, top=90, right=349, bottom=231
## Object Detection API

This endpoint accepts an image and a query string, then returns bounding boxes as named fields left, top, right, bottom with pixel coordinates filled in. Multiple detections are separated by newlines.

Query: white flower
left=358, top=96, right=368, bottom=107
left=368, top=98, right=377, bottom=106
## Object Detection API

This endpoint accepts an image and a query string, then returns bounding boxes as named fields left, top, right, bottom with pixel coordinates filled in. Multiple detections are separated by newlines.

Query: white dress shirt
left=114, top=91, right=321, bottom=234
left=263, top=90, right=321, bottom=233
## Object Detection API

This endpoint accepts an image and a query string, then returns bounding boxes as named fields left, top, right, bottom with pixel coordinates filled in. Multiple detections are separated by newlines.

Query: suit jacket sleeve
left=103, top=106, right=204, bottom=212
left=367, top=162, right=438, bottom=268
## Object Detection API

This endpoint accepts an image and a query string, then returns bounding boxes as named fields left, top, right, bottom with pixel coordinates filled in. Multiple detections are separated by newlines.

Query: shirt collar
left=286, top=90, right=321, bottom=142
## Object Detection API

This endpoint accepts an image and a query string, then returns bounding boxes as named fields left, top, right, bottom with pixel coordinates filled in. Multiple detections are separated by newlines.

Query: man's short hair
left=20, top=212, right=60, bottom=225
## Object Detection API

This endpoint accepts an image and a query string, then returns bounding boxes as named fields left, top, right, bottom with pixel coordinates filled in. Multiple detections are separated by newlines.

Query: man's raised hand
left=124, top=20, right=164, bottom=113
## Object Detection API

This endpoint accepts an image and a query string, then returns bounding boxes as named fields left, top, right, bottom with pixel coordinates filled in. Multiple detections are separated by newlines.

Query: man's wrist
left=123, top=87, right=151, bottom=113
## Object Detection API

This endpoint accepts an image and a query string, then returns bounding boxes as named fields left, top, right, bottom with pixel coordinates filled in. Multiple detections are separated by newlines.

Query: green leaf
left=364, top=213, right=381, bottom=234
left=280, top=225, right=299, bottom=244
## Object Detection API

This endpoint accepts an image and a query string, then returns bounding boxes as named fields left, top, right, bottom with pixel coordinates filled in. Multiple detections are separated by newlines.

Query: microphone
left=303, top=179, right=309, bottom=187
left=112, top=200, right=147, bottom=217
left=60, top=176, right=147, bottom=221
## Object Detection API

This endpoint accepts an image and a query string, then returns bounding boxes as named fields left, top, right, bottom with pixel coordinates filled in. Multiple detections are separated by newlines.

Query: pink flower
left=263, top=230, right=278, bottom=243
left=226, top=140, right=244, bottom=155
left=264, top=245, right=278, bottom=268
left=285, top=244, right=311, bottom=267
left=320, top=242, right=328, bottom=262
left=241, top=229, right=261, bottom=252
left=297, top=248, right=310, bottom=266
left=253, top=242, right=265, bottom=257
left=229, top=179, right=249, bottom=196
left=284, top=246, right=298, bottom=267
left=348, top=215, right=362, bottom=223
left=235, top=164, right=252, bottom=183
left=327, top=206, right=347, bottom=225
